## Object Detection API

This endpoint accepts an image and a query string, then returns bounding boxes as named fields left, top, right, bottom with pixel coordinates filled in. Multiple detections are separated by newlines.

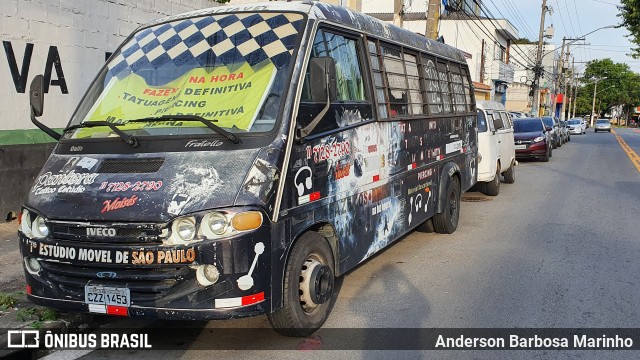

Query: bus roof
left=143, top=1, right=468, bottom=64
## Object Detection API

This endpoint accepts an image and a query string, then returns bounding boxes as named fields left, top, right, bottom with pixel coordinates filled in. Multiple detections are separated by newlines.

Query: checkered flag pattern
left=107, top=12, right=304, bottom=85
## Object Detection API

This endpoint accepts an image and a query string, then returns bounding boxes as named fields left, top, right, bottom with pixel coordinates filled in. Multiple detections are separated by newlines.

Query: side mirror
left=29, top=74, right=60, bottom=141
left=309, top=57, right=337, bottom=103
left=297, top=57, right=338, bottom=140
left=30, top=75, right=45, bottom=117
left=546, top=126, right=553, bottom=132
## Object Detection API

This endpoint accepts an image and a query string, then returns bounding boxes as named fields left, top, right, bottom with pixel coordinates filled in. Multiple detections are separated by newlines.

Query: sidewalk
left=0, top=220, right=22, bottom=292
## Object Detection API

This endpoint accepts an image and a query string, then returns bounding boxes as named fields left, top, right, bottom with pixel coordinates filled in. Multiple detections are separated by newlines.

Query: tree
left=513, top=38, right=535, bottom=44
left=576, top=58, right=640, bottom=117
left=619, top=0, right=640, bottom=58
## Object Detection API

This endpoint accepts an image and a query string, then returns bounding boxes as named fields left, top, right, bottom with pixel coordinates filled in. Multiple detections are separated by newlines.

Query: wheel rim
left=448, top=188, right=459, bottom=225
left=299, top=256, right=334, bottom=312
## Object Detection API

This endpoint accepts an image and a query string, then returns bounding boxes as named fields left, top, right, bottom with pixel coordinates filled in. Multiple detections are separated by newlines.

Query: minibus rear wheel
left=432, top=176, right=460, bottom=234
left=268, top=231, right=337, bottom=337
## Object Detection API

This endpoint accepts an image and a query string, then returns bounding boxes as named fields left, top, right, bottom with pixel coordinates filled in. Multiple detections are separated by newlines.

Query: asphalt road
left=38, top=130, right=640, bottom=359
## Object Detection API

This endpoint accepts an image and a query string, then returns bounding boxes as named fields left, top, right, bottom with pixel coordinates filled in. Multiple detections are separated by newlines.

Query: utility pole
left=552, top=38, right=567, bottom=118
left=425, top=0, right=440, bottom=39
left=591, top=77, right=607, bottom=127
left=394, top=0, right=403, bottom=27
left=561, top=50, right=571, bottom=121
left=572, top=75, right=578, bottom=118
left=566, top=57, right=575, bottom=120
left=531, top=0, right=550, bottom=117
left=480, top=39, right=486, bottom=83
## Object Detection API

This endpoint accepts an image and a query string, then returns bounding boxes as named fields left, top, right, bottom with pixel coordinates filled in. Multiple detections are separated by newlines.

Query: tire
left=268, top=232, right=337, bottom=337
left=549, top=145, right=553, bottom=158
left=608, top=129, right=611, bottom=132
left=433, top=176, right=461, bottom=234
left=568, top=135, right=571, bottom=142
left=483, top=164, right=500, bottom=196
left=416, top=218, right=435, bottom=233
left=503, top=160, right=515, bottom=184
left=552, top=139, right=557, bottom=149
left=542, top=147, right=550, bottom=162
left=595, top=130, right=598, bottom=133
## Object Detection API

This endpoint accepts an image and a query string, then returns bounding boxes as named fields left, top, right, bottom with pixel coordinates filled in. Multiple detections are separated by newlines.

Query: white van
left=476, top=101, right=516, bottom=195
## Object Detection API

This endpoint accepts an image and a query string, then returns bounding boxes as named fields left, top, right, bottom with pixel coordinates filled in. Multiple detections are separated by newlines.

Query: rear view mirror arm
left=31, top=108, right=61, bottom=141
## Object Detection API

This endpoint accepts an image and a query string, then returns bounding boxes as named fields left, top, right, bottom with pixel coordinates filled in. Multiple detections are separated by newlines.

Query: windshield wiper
left=65, top=121, right=139, bottom=147
left=128, top=115, right=241, bottom=144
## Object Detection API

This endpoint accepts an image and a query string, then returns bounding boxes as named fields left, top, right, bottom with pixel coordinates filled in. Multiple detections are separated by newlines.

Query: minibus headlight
left=232, top=211, right=263, bottom=231
left=203, top=212, right=228, bottom=236
left=20, top=210, right=32, bottom=236
left=32, top=216, right=49, bottom=238
left=174, top=217, right=196, bottom=241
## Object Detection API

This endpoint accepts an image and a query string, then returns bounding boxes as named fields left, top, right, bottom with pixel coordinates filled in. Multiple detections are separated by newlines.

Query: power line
left=571, top=0, right=588, bottom=65
left=494, top=0, right=535, bottom=40
left=500, top=0, right=537, bottom=38
left=471, top=0, right=540, bottom=70
left=466, top=13, right=533, bottom=70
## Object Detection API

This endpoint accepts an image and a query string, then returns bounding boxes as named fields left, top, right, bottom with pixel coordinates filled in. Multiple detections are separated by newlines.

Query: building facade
left=438, top=12, right=517, bottom=105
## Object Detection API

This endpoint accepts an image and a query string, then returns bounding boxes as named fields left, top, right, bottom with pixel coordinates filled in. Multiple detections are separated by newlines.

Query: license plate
left=85, top=285, right=130, bottom=307
left=515, top=144, right=527, bottom=150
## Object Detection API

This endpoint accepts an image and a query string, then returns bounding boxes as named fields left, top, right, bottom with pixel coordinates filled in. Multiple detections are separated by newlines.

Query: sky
left=484, top=0, right=639, bottom=74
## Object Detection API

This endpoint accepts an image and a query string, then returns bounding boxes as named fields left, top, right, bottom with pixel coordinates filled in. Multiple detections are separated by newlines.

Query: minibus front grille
left=49, top=225, right=163, bottom=245
left=97, top=158, right=164, bottom=173
left=40, top=261, right=188, bottom=303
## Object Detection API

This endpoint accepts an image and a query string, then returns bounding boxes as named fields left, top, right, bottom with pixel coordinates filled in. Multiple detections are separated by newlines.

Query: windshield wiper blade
left=129, top=115, right=241, bottom=144
left=65, top=121, right=139, bottom=147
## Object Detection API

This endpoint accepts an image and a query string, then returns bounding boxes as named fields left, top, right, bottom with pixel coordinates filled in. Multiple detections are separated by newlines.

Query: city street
left=31, top=128, right=637, bottom=359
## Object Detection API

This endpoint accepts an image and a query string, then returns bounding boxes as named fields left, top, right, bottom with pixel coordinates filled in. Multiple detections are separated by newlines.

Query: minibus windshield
left=65, top=12, right=304, bottom=140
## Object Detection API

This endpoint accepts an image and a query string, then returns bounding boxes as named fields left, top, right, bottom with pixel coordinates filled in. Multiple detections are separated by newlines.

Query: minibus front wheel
left=268, top=231, right=337, bottom=337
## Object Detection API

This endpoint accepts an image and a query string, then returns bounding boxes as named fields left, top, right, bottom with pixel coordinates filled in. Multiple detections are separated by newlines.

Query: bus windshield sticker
left=74, top=12, right=303, bottom=137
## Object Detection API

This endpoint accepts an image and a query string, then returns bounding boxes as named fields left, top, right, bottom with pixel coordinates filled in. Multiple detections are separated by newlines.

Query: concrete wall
left=0, top=0, right=218, bottom=136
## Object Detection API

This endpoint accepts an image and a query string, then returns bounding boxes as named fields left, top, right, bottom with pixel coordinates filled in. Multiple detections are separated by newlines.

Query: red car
left=513, top=118, right=552, bottom=162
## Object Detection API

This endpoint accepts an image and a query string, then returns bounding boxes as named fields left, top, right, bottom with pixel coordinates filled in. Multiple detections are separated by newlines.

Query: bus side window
left=299, top=29, right=369, bottom=134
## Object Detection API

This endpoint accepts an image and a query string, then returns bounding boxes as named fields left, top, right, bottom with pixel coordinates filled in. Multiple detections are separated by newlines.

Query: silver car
left=567, top=118, right=586, bottom=135
left=594, top=119, right=612, bottom=133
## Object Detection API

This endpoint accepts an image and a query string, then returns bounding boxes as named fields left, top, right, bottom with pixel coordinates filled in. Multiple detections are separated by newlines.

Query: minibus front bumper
left=18, top=226, right=273, bottom=320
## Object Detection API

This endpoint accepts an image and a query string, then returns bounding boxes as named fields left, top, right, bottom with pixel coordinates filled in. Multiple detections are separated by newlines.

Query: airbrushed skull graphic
left=167, top=165, right=224, bottom=215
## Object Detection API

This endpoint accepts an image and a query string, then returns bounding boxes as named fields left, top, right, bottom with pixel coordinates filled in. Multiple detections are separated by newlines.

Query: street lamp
left=590, top=77, right=608, bottom=127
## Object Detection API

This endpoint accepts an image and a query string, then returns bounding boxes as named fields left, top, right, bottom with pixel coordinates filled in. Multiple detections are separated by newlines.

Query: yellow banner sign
left=81, top=62, right=276, bottom=133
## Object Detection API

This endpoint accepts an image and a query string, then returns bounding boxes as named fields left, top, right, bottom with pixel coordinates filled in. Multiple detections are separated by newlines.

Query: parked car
left=513, top=118, right=552, bottom=162
left=541, top=116, right=561, bottom=148
left=476, top=101, right=517, bottom=196
left=567, top=118, right=586, bottom=134
left=594, top=119, right=612, bottom=132
left=509, top=111, right=527, bottom=119
left=559, top=120, right=571, bottom=143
